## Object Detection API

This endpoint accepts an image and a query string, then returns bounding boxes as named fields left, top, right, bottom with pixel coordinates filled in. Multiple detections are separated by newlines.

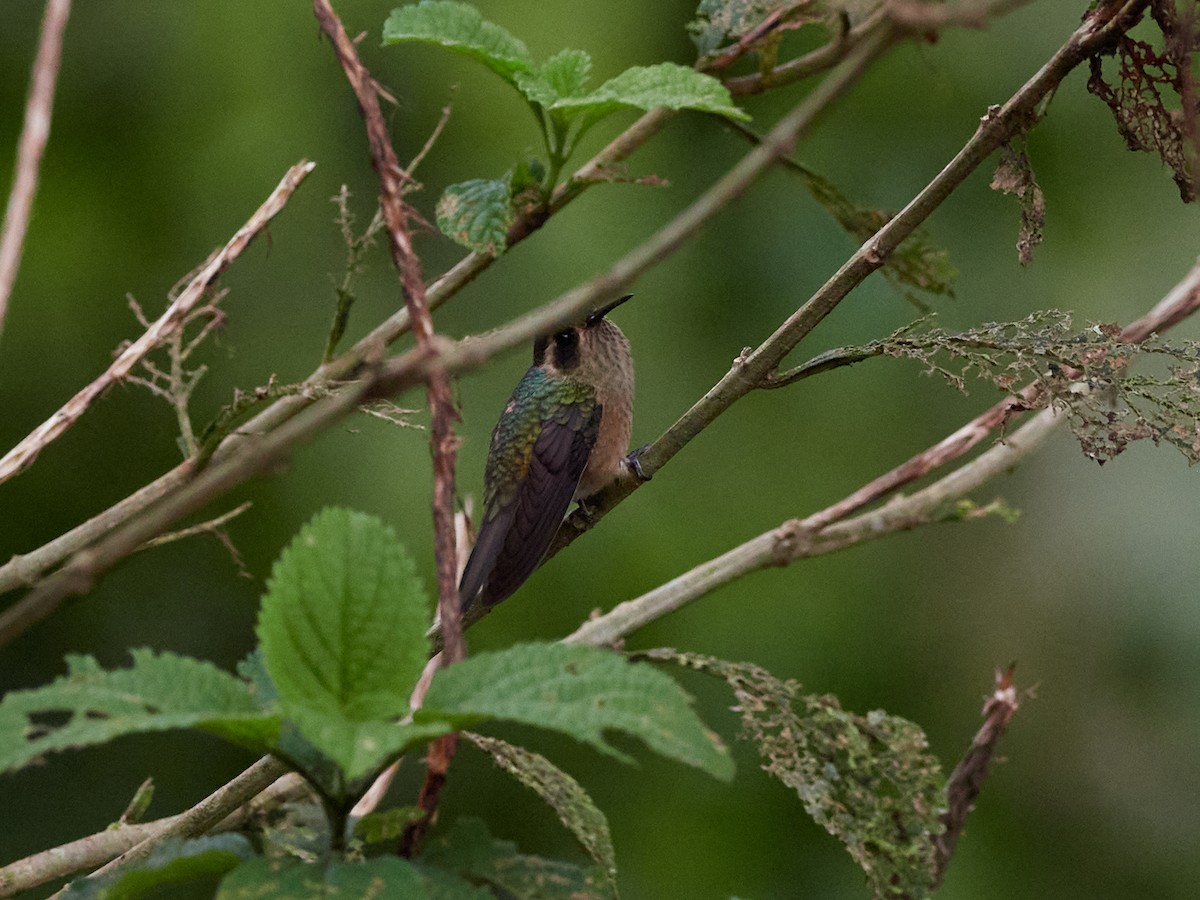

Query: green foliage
left=422, top=818, right=611, bottom=900
left=62, top=836, right=254, bottom=899
left=436, top=178, right=515, bottom=256
left=257, top=508, right=446, bottom=782
left=384, top=1, right=747, bottom=253
left=353, top=806, right=426, bottom=845
left=466, top=733, right=616, bottom=887
left=218, top=855, right=426, bottom=899
left=421, top=642, right=734, bottom=780
left=646, top=650, right=945, bottom=900
left=258, top=507, right=429, bottom=721
left=382, top=0, right=533, bottom=83
left=0, top=649, right=277, bottom=774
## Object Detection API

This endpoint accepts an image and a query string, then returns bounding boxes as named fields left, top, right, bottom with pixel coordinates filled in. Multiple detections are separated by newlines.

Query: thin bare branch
left=0, top=160, right=316, bottom=486
left=933, top=665, right=1021, bottom=885
left=0, top=773, right=308, bottom=897
left=82, top=756, right=290, bottom=883
left=0, top=0, right=71, bottom=342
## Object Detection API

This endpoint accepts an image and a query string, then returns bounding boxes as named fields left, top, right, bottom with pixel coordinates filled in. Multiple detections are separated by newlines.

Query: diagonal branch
left=0, top=0, right=71, bottom=343
left=0, top=772, right=309, bottom=896
left=0, top=160, right=316, bottom=486
left=542, top=0, right=1152, bottom=564
left=934, top=665, right=1021, bottom=885
left=564, top=243, right=1200, bottom=649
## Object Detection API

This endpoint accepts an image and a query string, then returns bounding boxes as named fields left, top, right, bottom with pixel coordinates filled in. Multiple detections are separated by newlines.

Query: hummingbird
left=458, top=294, right=638, bottom=613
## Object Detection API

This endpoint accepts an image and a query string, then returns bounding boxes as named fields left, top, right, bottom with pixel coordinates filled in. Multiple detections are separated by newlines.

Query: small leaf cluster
left=382, top=1, right=749, bottom=255
left=0, top=508, right=730, bottom=897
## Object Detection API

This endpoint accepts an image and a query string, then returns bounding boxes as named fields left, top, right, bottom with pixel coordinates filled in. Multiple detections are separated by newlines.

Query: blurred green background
left=2, top=1, right=1198, bottom=897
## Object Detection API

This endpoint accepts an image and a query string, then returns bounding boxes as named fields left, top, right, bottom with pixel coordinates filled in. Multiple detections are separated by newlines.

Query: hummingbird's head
left=533, top=294, right=633, bottom=383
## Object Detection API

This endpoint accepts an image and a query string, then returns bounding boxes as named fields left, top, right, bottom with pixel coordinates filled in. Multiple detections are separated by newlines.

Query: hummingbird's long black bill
left=585, top=293, right=633, bottom=326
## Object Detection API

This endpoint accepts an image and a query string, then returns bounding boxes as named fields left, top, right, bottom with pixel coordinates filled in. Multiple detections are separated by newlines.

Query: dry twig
left=934, top=665, right=1021, bottom=884
left=0, top=0, right=71, bottom=342
left=0, top=160, right=316, bottom=485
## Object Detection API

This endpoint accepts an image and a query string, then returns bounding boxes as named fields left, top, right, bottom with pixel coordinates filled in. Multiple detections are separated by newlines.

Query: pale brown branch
left=0, top=0, right=71, bottom=343
left=934, top=665, right=1021, bottom=885
left=82, top=756, right=290, bottom=884
left=140, top=501, right=251, bottom=555
left=0, top=773, right=309, bottom=897
left=0, top=160, right=316, bottom=486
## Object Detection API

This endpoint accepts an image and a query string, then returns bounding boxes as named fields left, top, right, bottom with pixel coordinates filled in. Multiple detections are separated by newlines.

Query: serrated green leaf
left=62, top=835, right=253, bottom=899
left=466, top=733, right=616, bottom=886
left=353, top=805, right=426, bottom=845
left=647, top=650, right=944, bottom=899
left=423, top=818, right=611, bottom=900
left=218, top=855, right=426, bottom=899
left=551, top=63, right=749, bottom=122
left=382, top=1, right=533, bottom=84
left=420, top=643, right=733, bottom=781
left=515, top=48, right=594, bottom=107
left=436, top=179, right=514, bottom=256
left=258, top=508, right=429, bottom=720
left=284, top=706, right=453, bottom=781
left=0, top=650, right=278, bottom=774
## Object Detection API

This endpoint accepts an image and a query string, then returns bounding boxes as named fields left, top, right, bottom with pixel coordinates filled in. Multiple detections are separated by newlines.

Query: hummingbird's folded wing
left=460, top=401, right=601, bottom=611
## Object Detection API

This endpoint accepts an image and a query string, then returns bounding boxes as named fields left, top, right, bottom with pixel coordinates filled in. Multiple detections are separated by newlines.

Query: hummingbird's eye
left=553, top=328, right=580, bottom=370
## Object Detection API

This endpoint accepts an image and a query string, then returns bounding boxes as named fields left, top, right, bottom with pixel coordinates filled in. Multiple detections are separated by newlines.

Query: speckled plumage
left=459, top=298, right=635, bottom=612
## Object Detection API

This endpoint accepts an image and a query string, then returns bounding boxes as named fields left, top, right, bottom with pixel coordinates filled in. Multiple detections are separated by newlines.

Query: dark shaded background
left=2, top=2, right=1198, bottom=897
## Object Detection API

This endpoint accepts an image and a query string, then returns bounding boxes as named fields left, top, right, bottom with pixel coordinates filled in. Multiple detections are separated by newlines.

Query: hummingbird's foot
left=625, top=444, right=653, bottom=482
left=575, top=496, right=598, bottom=522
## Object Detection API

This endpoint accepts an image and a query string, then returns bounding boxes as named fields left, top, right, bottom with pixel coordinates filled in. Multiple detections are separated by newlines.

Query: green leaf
left=514, top=48, right=594, bottom=108
left=353, top=805, right=426, bottom=845
left=62, top=835, right=253, bottom=899
left=0, top=650, right=278, bottom=774
left=218, top=855, right=426, bottom=899
left=647, top=650, right=945, bottom=899
left=420, top=642, right=733, bottom=781
left=466, top=733, right=616, bottom=887
left=382, top=1, right=533, bottom=84
left=436, top=179, right=515, bottom=256
left=423, top=818, right=611, bottom=900
left=551, top=63, right=749, bottom=122
left=284, top=706, right=453, bottom=782
left=257, top=508, right=432, bottom=780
